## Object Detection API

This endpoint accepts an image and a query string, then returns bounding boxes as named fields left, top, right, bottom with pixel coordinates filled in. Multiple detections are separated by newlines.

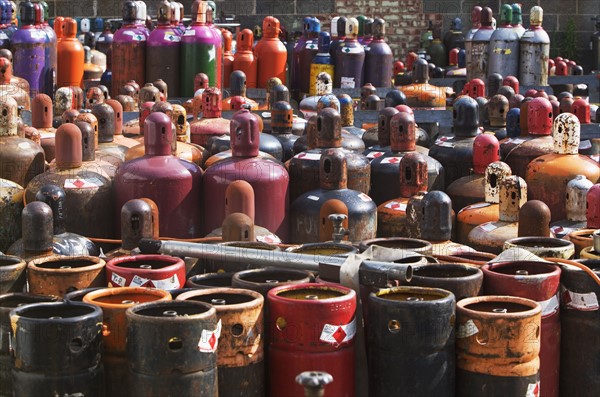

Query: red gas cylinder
left=221, top=29, right=234, bottom=88
left=190, top=87, right=230, bottom=147
left=502, top=75, right=519, bottom=95
left=233, top=29, right=258, bottom=89
left=254, top=16, right=287, bottom=88
left=115, top=112, right=203, bottom=238
left=267, top=283, right=356, bottom=397
left=482, top=261, right=561, bottom=397
left=572, top=98, right=591, bottom=124
left=106, top=254, right=185, bottom=290
left=202, top=109, right=289, bottom=240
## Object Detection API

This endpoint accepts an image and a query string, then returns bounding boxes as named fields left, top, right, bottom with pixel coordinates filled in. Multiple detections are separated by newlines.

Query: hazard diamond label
left=319, top=317, right=357, bottom=346
left=153, top=275, right=181, bottom=290
left=561, top=286, right=599, bottom=311
left=384, top=201, right=407, bottom=211
left=198, top=320, right=222, bottom=353
left=367, top=151, right=385, bottom=159
left=294, top=152, right=321, bottom=161
left=130, top=275, right=152, bottom=288
left=381, top=156, right=402, bottom=164
left=526, top=381, right=540, bottom=397
left=256, top=234, right=282, bottom=244
left=64, top=178, right=102, bottom=189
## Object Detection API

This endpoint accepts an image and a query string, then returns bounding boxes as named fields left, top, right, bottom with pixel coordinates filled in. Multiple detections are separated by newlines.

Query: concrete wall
left=44, top=0, right=600, bottom=71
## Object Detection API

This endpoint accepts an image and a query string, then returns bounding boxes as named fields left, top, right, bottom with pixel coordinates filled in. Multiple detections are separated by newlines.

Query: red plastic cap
left=527, top=97, right=553, bottom=135
left=448, top=48, right=459, bottom=66
left=467, top=79, right=485, bottom=99
left=473, top=134, right=500, bottom=174
left=572, top=98, right=591, bottom=124
left=555, top=61, right=568, bottom=76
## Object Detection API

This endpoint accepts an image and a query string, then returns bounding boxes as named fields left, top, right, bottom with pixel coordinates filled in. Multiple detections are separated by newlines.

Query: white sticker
left=256, top=234, right=281, bottom=244
left=184, top=29, right=196, bottom=36
left=97, top=37, right=105, bottom=42
left=550, top=225, right=565, bottom=234
left=381, top=156, right=402, bottom=165
left=40, top=133, right=55, bottom=139
left=307, top=195, right=320, bottom=201
left=111, top=272, right=126, bottom=287
left=153, top=274, right=181, bottom=290
left=164, top=32, right=181, bottom=42
left=261, top=112, right=271, bottom=118
left=305, top=43, right=317, bottom=50
left=64, top=178, right=102, bottom=189
left=340, top=46, right=363, bottom=54
left=561, top=287, right=599, bottom=311
left=456, top=319, right=479, bottom=338
left=358, top=193, right=372, bottom=202
left=367, top=151, right=385, bottom=159
left=319, top=317, right=357, bottom=345
left=294, top=152, right=321, bottom=161
left=18, top=142, right=32, bottom=150
left=198, top=319, right=222, bottom=353
left=480, top=222, right=498, bottom=232
left=539, top=294, right=559, bottom=317
left=526, top=381, right=540, bottom=397
left=385, top=201, right=407, bottom=211
left=466, top=202, right=491, bottom=210
left=592, top=155, right=599, bottom=163
left=130, top=274, right=151, bottom=288
left=436, top=141, right=455, bottom=148
left=508, top=138, right=525, bottom=144
left=340, top=77, right=355, bottom=89
left=0, top=32, right=8, bottom=40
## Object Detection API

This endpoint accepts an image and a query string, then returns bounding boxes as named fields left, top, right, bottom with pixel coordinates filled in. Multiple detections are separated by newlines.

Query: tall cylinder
left=57, top=18, right=84, bottom=88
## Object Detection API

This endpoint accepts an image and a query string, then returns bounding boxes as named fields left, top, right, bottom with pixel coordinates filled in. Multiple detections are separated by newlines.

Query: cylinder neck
left=390, top=112, right=416, bottom=152
left=144, top=112, right=173, bottom=156
left=55, top=123, right=83, bottom=169
left=316, top=108, right=342, bottom=148
left=399, top=152, right=428, bottom=197
left=320, top=149, right=347, bottom=190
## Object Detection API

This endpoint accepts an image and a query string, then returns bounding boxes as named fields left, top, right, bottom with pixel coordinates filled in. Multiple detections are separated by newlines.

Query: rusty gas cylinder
left=0, top=96, right=45, bottom=187
left=367, top=286, right=455, bottom=396
left=587, top=184, right=600, bottom=229
left=429, top=95, right=480, bottom=188
left=467, top=7, right=494, bottom=80
left=146, top=0, right=180, bottom=98
left=31, top=93, right=56, bottom=161
left=106, top=254, right=185, bottom=291
left=105, top=198, right=159, bottom=259
left=176, top=288, right=265, bottom=397
left=57, top=18, right=84, bottom=88
left=116, top=112, right=203, bottom=238
left=111, top=2, right=146, bottom=96
left=10, top=301, right=104, bottom=396
left=27, top=255, right=105, bottom=296
left=270, top=100, right=300, bottom=162
left=488, top=5, right=519, bottom=79
left=0, top=292, right=61, bottom=397
left=0, top=178, right=23, bottom=252
left=202, top=108, right=289, bottom=239
left=25, top=122, right=115, bottom=239
left=410, top=264, right=482, bottom=300
left=53, top=86, right=82, bottom=120
left=233, top=28, right=258, bottom=89
left=126, top=300, right=218, bottom=396
left=376, top=152, right=430, bottom=237
left=456, top=296, right=541, bottom=396
left=519, top=6, right=550, bottom=86
left=254, top=16, right=287, bottom=88
left=291, top=149, right=376, bottom=243
left=0, top=57, right=31, bottom=111
left=358, top=236, right=433, bottom=256
left=83, top=46, right=104, bottom=86
left=526, top=113, right=599, bottom=222
left=92, top=102, right=127, bottom=165
left=399, top=58, right=448, bottom=108
left=482, top=261, right=561, bottom=397
left=268, top=283, right=356, bottom=397
left=83, top=287, right=171, bottom=397
left=559, top=258, right=600, bottom=394
left=447, top=133, right=500, bottom=213
left=5, top=201, right=54, bottom=262
left=567, top=229, right=597, bottom=259
left=189, top=87, right=230, bottom=147
left=362, top=107, right=399, bottom=157
left=467, top=175, right=528, bottom=254
left=232, top=268, right=314, bottom=297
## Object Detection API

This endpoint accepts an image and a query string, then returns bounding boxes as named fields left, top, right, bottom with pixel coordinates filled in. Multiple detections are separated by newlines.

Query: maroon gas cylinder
left=446, top=133, right=500, bottom=213
left=31, top=93, right=56, bottom=161
left=364, top=18, right=393, bottom=88
left=106, top=254, right=185, bottom=290
left=115, top=112, right=203, bottom=239
left=202, top=109, right=289, bottom=240
left=482, top=261, right=561, bottom=397
left=189, top=87, right=230, bottom=147
left=267, top=283, right=356, bottom=397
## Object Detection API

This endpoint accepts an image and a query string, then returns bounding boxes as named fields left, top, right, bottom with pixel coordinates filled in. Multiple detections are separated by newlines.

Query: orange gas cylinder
left=399, top=58, right=448, bottom=108
left=57, top=18, right=84, bottom=88
left=526, top=113, right=599, bottom=222
left=233, top=29, right=258, bottom=89
left=53, top=16, right=65, bottom=40
left=222, top=29, right=234, bottom=88
left=254, top=16, right=287, bottom=88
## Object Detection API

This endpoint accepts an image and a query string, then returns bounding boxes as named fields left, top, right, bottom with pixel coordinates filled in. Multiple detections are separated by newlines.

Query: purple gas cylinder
left=364, top=18, right=393, bottom=88
left=334, top=17, right=364, bottom=89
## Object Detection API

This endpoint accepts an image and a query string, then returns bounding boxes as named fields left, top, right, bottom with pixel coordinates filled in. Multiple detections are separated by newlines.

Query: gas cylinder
left=83, top=32, right=107, bottom=74
left=362, top=17, right=374, bottom=46
left=447, top=133, right=500, bottom=213
left=428, top=37, right=446, bottom=68
left=377, top=152, right=428, bottom=237
left=221, top=29, right=233, bottom=88
left=232, top=268, right=313, bottom=298
left=187, top=272, right=234, bottom=289
left=222, top=71, right=258, bottom=110
left=116, top=112, right=203, bottom=238
left=254, top=16, right=287, bottom=88
left=92, top=102, right=129, bottom=166
left=289, top=108, right=370, bottom=202
left=362, top=107, right=399, bottom=154
left=335, top=17, right=364, bottom=89
left=467, top=7, right=494, bottom=80
left=488, top=5, right=519, bottom=79
left=465, top=6, right=482, bottom=69
left=308, top=32, right=334, bottom=97
left=202, top=109, right=289, bottom=239
left=232, top=29, right=257, bottom=89
left=370, top=111, right=444, bottom=204
left=300, top=71, right=334, bottom=119
left=291, top=17, right=317, bottom=97
left=10, top=0, right=45, bottom=96
left=82, top=47, right=103, bottom=86
left=0, top=55, right=30, bottom=110
left=467, top=175, right=528, bottom=254
left=409, top=263, right=483, bottom=300
left=83, top=287, right=171, bottom=397
left=368, top=286, right=455, bottom=396
left=482, top=261, right=560, bottom=397
left=176, top=288, right=265, bottom=397
left=0, top=96, right=45, bottom=187
left=456, top=295, right=541, bottom=396
left=111, top=1, right=146, bottom=96
left=268, top=283, right=356, bottom=397
left=146, top=0, right=181, bottom=98
left=429, top=95, right=480, bottom=188
left=400, top=58, right=447, bottom=108
left=189, top=87, right=230, bottom=147
left=519, top=6, right=550, bottom=86
left=291, top=149, right=376, bottom=243
left=295, top=17, right=320, bottom=97
left=329, top=16, right=344, bottom=63
left=270, top=100, right=300, bottom=161
left=338, top=94, right=364, bottom=142
left=550, top=175, right=593, bottom=238
left=96, top=21, right=113, bottom=65
left=526, top=113, right=599, bottom=222
left=4, top=201, right=56, bottom=262
left=444, top=17, right=465, bottom=51
left=0, top=255, right=24, bottom=294
left=364, top=18, right=393, bottom=88
left=510, top=3, right=526, bottom=37
left=36, top=1, right=56, bottom=97
left=126, top=300, right=219, bottom=396
left=0, top=178, right=22, bottom=252
left=10, top=301, right=105, bottom=396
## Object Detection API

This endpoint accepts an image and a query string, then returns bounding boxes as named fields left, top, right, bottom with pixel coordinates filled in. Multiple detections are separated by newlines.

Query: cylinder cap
left=225, top=180, right=255, bottom=221
left=399, top=152, right=428, bottom=198
left=499, top=175, right=527, bottom=222
left=518, top=200, right=551, bottom=236
left=55, top=123, right=82, bottom=169
left=320, top=148, right=347, bottom=190
left=22, top=201, right=53, bottom=253
left=473, top=134, right=500, bottom=174
left=552, top=112, right=580, bottom=155
left=121, top=198, right=159, bottom=250
left=421, top=191, right=453, bottom=241
left=231, top=109, right=260, bottom=157
left=144, top=111, right=172, bottom=156
left=316, top=108, right=342, bottom=148
left=390, top=112, right=416, bottom=152
left=484, top=161, right=512, bottom=203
